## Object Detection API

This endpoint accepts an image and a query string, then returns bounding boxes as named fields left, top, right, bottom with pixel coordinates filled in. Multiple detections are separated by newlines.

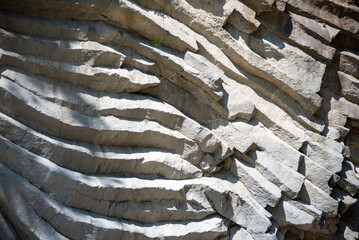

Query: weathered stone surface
left=337, top=160, right=359, bottom=196
left=250, top=151, right=305, bottom=199
left=286, top=0, right=359, bottom=36
left=258, top=11, right=336, bottom=60
left=333, top=187, right=358, bottom=215
left=0, top=49, right=160, bottom=93
left=225, top=7, right=260, bottom=35
left=230, top=227, right=254, bottom=240
left=299, top=180, right=339, bottom=217
left=0, top=0, right=358, bottom=239
left=338, top=71, right=359, bottom=104
left=338, top=50, right=359, bottom=80
left=302, top=141, right=344, bottom=173
left=0, top=211, right=17, bottom=240
left=231, top=157, right=282, bottom=208
left=300, top=156, right=333, bottom=194
left=0, top=163, right=228, bottom=240
left=269, top=199, right=316, bottom=228
left=240, top=0, right=276, bottom=13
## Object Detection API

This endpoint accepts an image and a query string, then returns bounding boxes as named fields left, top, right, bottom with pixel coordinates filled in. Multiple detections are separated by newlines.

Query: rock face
left=0, top=0, right=358, bottom=239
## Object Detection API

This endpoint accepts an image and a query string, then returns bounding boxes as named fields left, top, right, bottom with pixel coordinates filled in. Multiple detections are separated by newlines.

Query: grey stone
left=338, top=50, right=359, bottom=80
left=0, top=0, right=358, bottom=239
left=258, top=11, right=336, bottom=60
left=269, top=200, right=316, bottom=228
left=231, top=157, right=282, bottom=208
left=250, top=151, right=305, bottom=199
left=337, top=160, right=359, bottom=196
left=230, top=227, right=254, bottom=240
left=338, top=71, right=359, bottom=105
left=299, top=180, right=338, bottom=217
left=332, top=187, right=358, bottom=215
left=226, top=7, right=260, bottom=35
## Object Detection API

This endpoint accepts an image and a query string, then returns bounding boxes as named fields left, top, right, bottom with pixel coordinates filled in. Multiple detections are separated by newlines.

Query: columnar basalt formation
left=0, top=0, right=358, bottom=239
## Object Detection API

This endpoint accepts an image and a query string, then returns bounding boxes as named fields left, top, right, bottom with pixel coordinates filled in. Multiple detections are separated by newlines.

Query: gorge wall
left=0, top=0, right=359, bottom=239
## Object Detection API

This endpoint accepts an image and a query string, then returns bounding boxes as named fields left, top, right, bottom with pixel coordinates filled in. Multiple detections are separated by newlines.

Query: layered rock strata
left=0, top=0, right=358, bottom=239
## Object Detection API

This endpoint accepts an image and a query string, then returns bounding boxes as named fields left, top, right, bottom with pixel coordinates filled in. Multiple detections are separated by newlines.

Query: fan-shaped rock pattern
left=0, top=0, right=358, bottom=239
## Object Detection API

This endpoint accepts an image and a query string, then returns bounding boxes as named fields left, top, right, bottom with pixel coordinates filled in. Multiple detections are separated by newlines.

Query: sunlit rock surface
left=0, top=0, right=358, bottom=239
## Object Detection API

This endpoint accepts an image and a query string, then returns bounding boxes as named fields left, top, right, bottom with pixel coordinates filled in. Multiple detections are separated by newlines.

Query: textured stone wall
left=0, top=0, right=358, bottom=239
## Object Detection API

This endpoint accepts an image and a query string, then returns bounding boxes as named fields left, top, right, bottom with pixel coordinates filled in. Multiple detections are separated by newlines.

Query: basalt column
left=0, top=0, right=358, bottom=239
